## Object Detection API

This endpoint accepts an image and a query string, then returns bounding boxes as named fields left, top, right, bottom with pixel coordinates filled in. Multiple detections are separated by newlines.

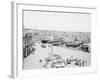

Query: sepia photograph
left=22, top=10, right=91, bottom=69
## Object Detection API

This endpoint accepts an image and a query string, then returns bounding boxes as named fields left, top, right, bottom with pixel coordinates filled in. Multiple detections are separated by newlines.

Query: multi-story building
left=23, top=29, right=34, bottom=59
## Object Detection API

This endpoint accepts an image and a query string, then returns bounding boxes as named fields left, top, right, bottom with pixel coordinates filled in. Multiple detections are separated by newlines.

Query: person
left=39, top=59, right=42, bottom=63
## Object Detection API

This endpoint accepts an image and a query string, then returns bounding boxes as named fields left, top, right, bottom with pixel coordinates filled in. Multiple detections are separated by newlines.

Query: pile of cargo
left=43, top=54, right=66, bottom=68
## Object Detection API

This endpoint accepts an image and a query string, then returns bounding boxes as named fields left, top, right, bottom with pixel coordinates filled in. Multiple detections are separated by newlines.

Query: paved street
left=23, top=43, right=90, bottom=69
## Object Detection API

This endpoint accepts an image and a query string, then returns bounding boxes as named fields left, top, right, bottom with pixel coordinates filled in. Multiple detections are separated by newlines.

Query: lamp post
left=51, top=44, right=53, bottom=57
left=49, top=37, right=54, bottom=57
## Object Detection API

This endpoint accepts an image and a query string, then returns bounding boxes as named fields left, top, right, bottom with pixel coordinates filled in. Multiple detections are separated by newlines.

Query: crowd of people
left=42, top=54, right=87, bottom=68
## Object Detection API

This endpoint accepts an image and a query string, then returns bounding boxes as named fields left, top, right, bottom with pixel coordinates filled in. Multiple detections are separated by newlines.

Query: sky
left=23, top=10, right=91, bottom=32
